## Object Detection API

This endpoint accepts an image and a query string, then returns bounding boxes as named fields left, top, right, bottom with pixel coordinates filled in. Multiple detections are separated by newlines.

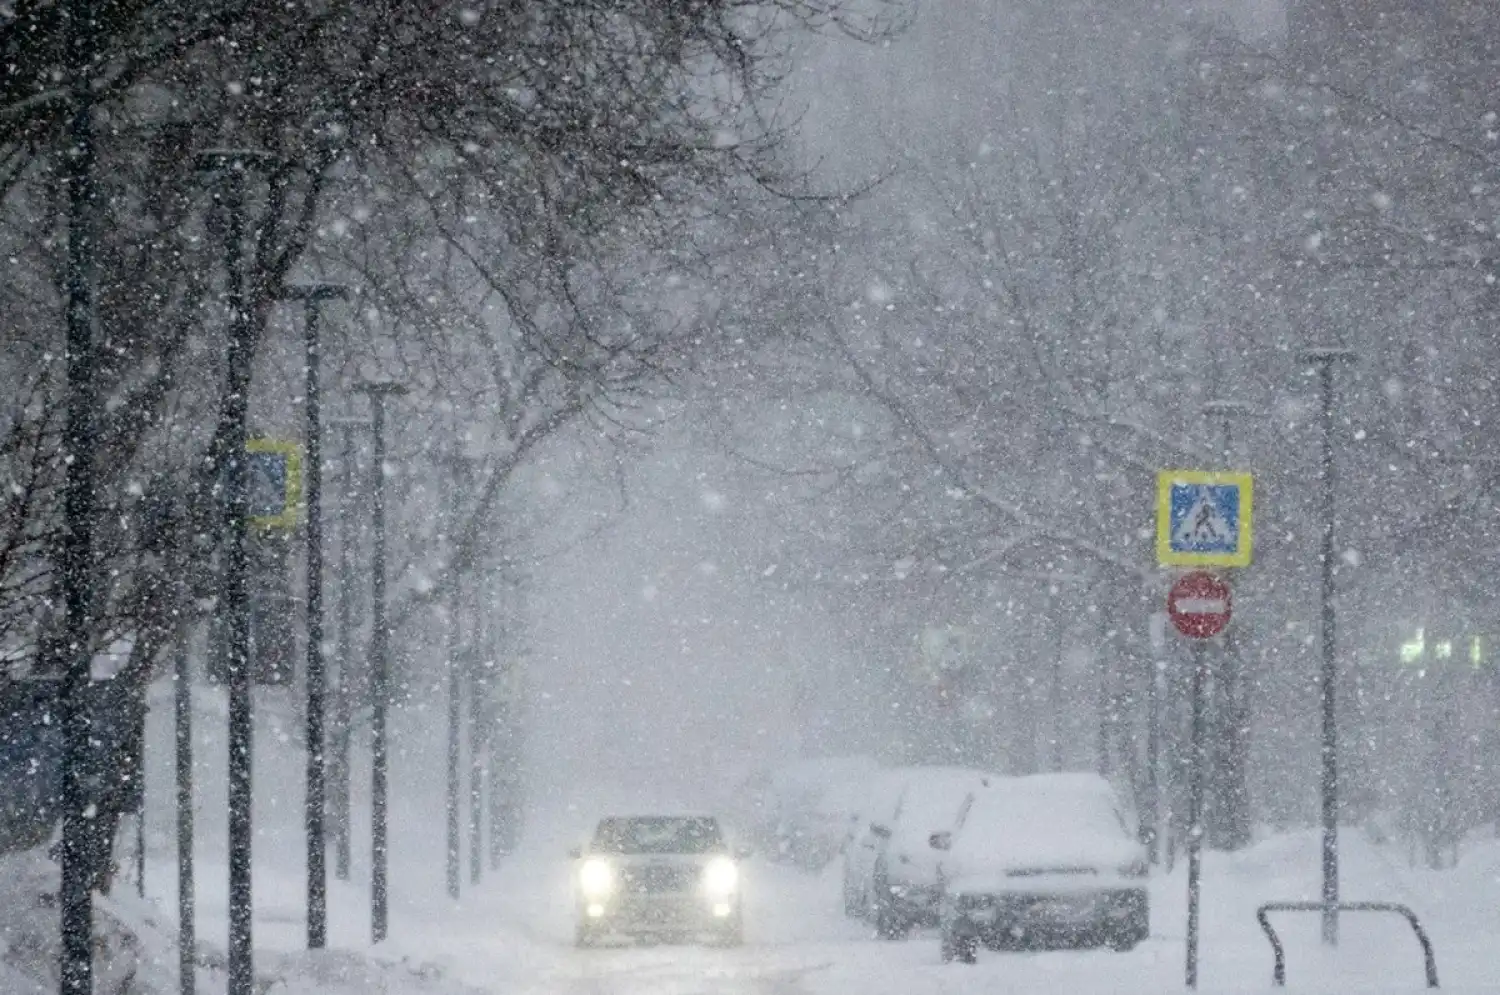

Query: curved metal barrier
left=1254, top=901, right=1438, bottom=988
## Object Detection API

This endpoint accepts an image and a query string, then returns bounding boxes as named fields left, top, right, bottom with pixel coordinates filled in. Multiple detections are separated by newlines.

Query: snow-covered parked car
left=936, top=772, right=1149, bottom=962
left=841, top=768, right=914, bottom=917
left=867, top=766, right=994, bottom=938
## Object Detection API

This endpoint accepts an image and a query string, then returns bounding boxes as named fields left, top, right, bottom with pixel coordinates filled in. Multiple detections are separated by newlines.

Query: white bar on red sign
left=1176, top=598, right=1227, bottom=614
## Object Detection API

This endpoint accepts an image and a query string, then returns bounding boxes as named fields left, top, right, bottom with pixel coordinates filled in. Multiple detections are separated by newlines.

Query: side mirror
left=568, top=845, right=582, bottom=860
left=870, top=823, right=892, bottom=840
left=929, top=831, right=952, bottom=852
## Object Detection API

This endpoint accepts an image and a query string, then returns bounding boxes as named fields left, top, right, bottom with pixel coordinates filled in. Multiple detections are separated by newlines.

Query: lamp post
left=173, top=630, right=194, bottom=995
left=440, top=444, right=475, bottom=899
left=278, top=283, right=349, bottom=949
left=470, top=619, right=486, bottom=888
left=486, top=590, right=512, bottom=870
left=355, top=382, right=407, bottom=944
left=326, top=416, right=369, bottom=883
left=57, top=1, right=100, bottom=990
left=1300, top=347, right=1356, bottom=946
left=197, top=147, right=281, bottom=995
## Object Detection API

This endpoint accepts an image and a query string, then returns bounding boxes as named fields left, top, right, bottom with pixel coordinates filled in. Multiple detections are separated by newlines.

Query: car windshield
left=591, top=816, right=724, bottom=854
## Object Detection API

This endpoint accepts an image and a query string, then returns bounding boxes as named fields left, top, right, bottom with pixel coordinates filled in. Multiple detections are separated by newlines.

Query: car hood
left=945, top=832, right=1142, bottom=882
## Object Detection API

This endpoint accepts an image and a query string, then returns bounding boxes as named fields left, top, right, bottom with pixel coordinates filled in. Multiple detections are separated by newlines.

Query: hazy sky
left=523, top=434, right=874, bottom=813
left=518, top=0, right=1289, bottom=811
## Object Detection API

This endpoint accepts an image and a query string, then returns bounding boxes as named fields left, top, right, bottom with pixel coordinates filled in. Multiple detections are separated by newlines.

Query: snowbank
left=0, top=846, right=488, bottom=995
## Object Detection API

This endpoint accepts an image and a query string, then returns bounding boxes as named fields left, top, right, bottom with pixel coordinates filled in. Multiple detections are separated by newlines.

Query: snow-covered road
left=127, top=693, right=1499, bottom=994
left=142, top=815, right=1499, bottom=995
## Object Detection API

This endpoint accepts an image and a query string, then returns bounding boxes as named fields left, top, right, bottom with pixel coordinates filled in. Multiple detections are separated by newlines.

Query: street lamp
left=197, top=147, right=282, bottom=995
left=325, top=416, right=369, bottom=885
left=355, top=381, right=407, bottom=944
left=1299, top=346, right=1357, bottom=946
left=58, top=2, right=101, bottom=992
left=276, top=282, right=349, bottom=950
left=438, top=443, right=476, bottom=899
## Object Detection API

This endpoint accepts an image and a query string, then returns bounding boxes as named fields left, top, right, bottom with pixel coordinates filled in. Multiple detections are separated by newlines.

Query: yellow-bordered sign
left=246, top=438, right=303, bottom=530
left=1156, top=469, right=1253, bottom=567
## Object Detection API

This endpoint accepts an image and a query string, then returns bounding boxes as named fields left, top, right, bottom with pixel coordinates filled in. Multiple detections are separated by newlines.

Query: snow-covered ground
left=147, top=821, right=1499, bottom=995
left=9, top=678, right=1490, bottom=994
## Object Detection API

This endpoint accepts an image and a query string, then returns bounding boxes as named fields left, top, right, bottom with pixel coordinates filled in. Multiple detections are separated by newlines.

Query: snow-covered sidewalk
left=0, top=846, right=492, bottom=995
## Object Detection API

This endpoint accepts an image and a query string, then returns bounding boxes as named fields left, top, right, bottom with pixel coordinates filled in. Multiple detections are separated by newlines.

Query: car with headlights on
left=569, top=814, right=747, bottom=947
left=936, top=773, right=1149, bottom=963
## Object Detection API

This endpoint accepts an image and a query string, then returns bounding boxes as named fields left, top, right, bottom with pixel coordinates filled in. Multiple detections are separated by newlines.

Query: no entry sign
left=1167, top=571, right=1231, bottom=639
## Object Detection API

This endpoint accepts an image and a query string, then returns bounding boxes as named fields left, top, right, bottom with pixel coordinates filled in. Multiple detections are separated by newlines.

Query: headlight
left=703, top=856, right=739, bottom=894
left=579, top=858, right=614, bottom=897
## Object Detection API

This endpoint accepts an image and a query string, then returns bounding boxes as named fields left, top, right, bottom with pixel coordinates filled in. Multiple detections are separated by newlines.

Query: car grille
left=623, top=864, right=698, bottom=893
left=1005, top=867, right=1096, bottom=877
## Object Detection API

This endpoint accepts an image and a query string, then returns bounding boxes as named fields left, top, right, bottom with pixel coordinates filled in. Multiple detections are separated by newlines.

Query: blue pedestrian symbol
left=247, top=452, right=289, bottom=519
left=1169, top=484, right=1239, bottom=554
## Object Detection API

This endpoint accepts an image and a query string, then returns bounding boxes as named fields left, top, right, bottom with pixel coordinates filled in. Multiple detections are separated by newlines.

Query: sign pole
left=1165, top=570, right=1232, bottom=991
left=1185, top=637, right=1209, bottom=989
left=1157, top=467, right=1253, bottom=990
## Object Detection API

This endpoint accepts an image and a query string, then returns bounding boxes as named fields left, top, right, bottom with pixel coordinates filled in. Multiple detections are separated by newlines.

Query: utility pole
left=327, top=417, right=368, bottom=883
left=279, top=283, right=349, bottom=949
left=58, top=0, right=99, bottom=988
left=1300, top=347, right=1356, bottom=946
left=356, top=382, right=406, bottom=944
left=198, top=147, right=279, bottom=995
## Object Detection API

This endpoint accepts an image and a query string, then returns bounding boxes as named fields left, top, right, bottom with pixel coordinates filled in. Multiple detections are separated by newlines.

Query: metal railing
left=1254, top=901, right=1438, bottom=988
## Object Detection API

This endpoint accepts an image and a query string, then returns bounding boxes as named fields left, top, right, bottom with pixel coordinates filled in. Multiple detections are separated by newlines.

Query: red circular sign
left=1167, top=571, right=1232, bottom=639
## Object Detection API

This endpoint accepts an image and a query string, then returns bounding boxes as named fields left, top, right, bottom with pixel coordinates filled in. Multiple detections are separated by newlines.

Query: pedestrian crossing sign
left=1156, top=470, right=1253, bottom=567
left=246, top=438, right=303, bottom=530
